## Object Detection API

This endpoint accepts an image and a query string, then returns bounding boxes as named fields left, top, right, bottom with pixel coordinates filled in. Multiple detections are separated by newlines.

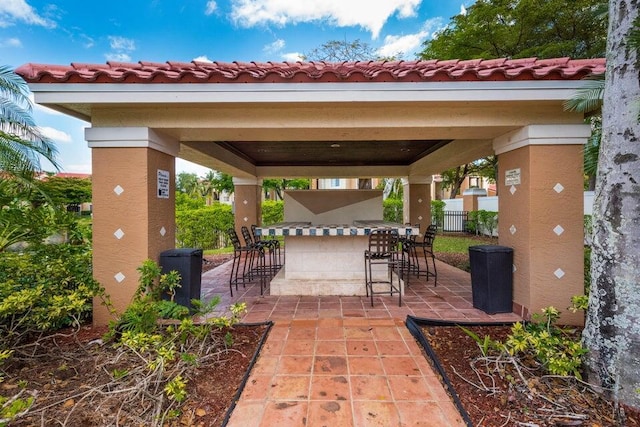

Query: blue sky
left=1, top=0, right=470, bottom=175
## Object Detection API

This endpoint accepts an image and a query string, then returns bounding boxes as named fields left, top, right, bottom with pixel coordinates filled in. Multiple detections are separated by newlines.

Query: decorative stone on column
left=403, top=177, right=432, bottom=233
left=232, top=177, right=262, bottom=237
left=86, top=127, right=178, bottom=325
left=494, top=124, right=590, bottom=325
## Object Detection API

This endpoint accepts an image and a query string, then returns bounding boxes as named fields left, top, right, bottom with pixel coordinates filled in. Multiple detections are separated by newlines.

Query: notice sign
left=505, top=168, right=521, bottom=186
left=157, top=169, right=170, bottom=199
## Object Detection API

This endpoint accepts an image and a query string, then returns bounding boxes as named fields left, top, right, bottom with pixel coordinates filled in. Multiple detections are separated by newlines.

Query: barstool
left=364, top=229, right=403, bottom=307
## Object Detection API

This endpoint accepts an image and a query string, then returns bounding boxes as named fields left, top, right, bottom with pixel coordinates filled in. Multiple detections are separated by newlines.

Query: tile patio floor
left=201, top=258, right=520, bottom=426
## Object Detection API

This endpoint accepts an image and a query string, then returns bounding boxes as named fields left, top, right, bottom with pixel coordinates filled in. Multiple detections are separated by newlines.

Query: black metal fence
left=433, top=210, right=469, bottom=233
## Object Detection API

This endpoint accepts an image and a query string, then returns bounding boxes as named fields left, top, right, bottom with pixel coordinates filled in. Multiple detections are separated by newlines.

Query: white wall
left=442, top=192, right=594, bottom=215
left=478, top=196, right=499, bottom=212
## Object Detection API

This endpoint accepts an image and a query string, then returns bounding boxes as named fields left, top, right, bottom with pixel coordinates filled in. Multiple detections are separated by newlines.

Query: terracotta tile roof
left=16, top=57, right=605, bottom=84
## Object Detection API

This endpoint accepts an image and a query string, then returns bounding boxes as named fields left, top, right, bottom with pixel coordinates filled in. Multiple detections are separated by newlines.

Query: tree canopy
left=303, top=39, right=379, bottom=62
left=36, top=176, right=92, bottom=208
left=420, top=0, right=607, bottom=60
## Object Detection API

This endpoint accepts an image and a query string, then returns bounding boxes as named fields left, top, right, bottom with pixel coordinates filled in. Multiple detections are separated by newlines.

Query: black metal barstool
left=418, top=224, right=438, bottom=286
left=240, top=225, right=269, bottom=294
left=364, top=228, right=403, bottom=307
left=399, top=223, right=421, bottom=282
left=251, top=224, right=282, bottom=275
left=226, top=227, right=253, bottom=296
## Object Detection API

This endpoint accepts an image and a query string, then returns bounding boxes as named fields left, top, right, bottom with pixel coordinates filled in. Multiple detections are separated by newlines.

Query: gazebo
left=16, top=57, right=604, bottom=325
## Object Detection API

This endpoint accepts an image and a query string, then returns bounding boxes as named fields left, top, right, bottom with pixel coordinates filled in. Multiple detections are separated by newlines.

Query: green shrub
left=175, top=204, right=233, bottom=250
left=262, top=200, right=284, bottom=225
left=175, top=192, right=206, bottom=210
left=431, top=200, right=445, bottom=229
left=383, top=198, right=403, bottom=222
left=103, top=259, right=247, bottom=422
left=467, top=210, right=498, bottom=236
left=0, top=243, right=102, bottom=345
left=505, top=307, right=587, bottom=378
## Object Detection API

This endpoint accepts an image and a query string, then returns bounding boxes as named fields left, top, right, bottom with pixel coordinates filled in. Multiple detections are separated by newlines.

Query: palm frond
left=0, top=65, right=60, bottom=172
left=564, top=74, right=605, bottom=113
left=0, top=65, right=31, bottom=112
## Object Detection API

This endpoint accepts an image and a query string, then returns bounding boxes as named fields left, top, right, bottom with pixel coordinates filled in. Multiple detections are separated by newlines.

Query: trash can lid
left=160, top=248, right=203, bottom=256
left=468, top=245, right=513, bottom=253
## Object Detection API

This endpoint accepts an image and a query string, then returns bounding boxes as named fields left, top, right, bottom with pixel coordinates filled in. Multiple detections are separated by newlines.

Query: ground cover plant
left=0, top=257, right=266, bottom=426
left=420, top=317, right=640, bottom=426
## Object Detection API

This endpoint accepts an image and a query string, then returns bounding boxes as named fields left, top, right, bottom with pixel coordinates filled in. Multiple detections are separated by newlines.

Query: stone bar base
left=271, top=234, right=405, bottom=296
left=270, top=268, right=405, bottom=296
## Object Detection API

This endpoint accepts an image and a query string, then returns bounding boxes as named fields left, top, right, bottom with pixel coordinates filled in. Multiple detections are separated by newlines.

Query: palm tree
left=564, top=74, right=604, bottom=190
left=1, top=65, right=59, bottom=178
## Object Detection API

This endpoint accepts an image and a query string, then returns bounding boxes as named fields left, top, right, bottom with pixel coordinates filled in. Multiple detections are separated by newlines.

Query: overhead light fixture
left=330, top=143, right=341, bottom=148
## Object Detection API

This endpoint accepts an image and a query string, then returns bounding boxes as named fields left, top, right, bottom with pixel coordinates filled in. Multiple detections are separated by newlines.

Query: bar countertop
left=256, top=220, right=419, bottom=237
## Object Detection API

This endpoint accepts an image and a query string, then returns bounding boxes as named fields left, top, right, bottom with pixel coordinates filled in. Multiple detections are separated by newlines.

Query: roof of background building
left=16, top=57, right=605, bottom=84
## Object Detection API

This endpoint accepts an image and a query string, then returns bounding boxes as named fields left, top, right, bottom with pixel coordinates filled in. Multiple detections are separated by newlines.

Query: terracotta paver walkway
left=201, top=257, right=520, bottom=426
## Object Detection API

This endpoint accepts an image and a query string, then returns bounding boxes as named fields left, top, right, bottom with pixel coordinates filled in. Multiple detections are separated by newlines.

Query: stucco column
left=233, top=177, right=262, bottom=237
left=462, top=188, right=488, bottom=212
left=494, top=124, right=590, bottom=325
left=402, top=177, right=432, bottom=233
left=85, top=127, right=178, bottom=325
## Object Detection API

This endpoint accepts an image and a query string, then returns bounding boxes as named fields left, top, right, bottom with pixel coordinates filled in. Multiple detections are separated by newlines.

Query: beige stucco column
left=403, top=177, right=432, bottom=233
left=232, top=177, right=262, bottom=237
left=463, top=188, right=488, bottom=212
left=86, top=127, right=178, bottom=325
left=494, top=124, right=590, bottom=325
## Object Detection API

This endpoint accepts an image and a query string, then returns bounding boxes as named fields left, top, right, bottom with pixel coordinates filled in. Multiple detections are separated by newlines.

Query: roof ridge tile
left=15, top=57, right=606, bottom=84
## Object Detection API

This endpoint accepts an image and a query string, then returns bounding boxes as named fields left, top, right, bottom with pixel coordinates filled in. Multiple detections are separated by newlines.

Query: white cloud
left=460, top=4, right=467, bottom=16
left=205, top=1, right=217, bottom=15
left=263, top=39, right=285, bottom=54
left=106, top=36, right=135, bottom=62
left=193, top=55, right=213, bottom=63
left=281, top=52, right=303, bottom=62
left=230, top=0, right=421, bottom=39
left=38, top=126, right=72, bottom=144
left=105, top=52, right=132, bottom=62
left=377, top=17, right=445, bottom=59
left=0, top=0, right=56, bottom=28
left=108, top=36, right=135, bottom=51
left=0, top=37, right=21, bottom=47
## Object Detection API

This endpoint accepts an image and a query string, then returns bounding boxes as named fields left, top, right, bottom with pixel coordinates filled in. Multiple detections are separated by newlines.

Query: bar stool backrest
left=423, top=228, right=436, bottom=248
left=367, top=229, right=399, bottom=256
left=227, top=228, right=243, bottom=251
left=241, top=226, right=254, bottom=247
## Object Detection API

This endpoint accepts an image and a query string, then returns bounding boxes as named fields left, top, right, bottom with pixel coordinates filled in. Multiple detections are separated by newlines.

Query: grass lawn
left=433, top=233, right=498, bottom=272
left=434, top=233, right=497, bottom=253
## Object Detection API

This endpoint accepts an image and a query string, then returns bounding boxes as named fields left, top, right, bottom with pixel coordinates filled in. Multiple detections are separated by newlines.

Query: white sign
left=157, top=169, right=170, bottom=199
left=505, top=168, right=521, bottom=186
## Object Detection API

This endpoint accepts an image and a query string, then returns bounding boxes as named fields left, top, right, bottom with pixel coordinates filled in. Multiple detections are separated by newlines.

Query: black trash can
left=159, top=248, right=203, bottom=310
left=468, top=245, right=513, bottom=314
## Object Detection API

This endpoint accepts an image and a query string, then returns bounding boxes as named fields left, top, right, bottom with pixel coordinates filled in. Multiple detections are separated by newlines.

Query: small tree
left=303, top=39, right=379, bottom=62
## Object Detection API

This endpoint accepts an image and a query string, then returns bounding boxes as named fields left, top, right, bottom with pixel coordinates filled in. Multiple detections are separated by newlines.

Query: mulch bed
left=417, top=322, right=640, bottom=426
left=3, top=323, right=267, bottom=427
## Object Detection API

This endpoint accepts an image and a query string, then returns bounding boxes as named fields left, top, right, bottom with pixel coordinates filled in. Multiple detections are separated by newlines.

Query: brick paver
left=202, top=257, right=520, bottom=426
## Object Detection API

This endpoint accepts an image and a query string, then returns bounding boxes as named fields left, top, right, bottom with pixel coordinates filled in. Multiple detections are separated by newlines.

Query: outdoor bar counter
left=256, top=221, right=419, bottom=296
